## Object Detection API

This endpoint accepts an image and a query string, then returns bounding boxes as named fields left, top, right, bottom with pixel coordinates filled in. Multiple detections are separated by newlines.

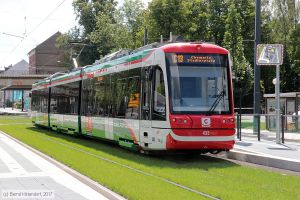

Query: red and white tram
left=31, top=42, right=235, bottom=153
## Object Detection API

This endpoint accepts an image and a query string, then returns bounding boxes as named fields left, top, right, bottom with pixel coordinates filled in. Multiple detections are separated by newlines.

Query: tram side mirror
left=29, top=93, right=31, bottom=98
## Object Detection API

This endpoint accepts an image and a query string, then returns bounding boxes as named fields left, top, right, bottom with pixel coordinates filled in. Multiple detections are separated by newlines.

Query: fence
left=235, top=113, right=300, bottom=143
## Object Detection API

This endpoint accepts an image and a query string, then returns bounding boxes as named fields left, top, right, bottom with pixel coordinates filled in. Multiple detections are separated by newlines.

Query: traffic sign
left=256, top=44, right=283, bottom=65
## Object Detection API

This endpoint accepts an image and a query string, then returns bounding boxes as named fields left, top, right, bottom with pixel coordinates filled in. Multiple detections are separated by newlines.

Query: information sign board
left=256, top=44, right=283, bottom=65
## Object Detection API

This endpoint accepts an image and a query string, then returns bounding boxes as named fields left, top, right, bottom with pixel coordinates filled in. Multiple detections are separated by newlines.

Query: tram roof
left=32, top=42, right=228, bottom=88
left=160, top=42, right=228, bottom=54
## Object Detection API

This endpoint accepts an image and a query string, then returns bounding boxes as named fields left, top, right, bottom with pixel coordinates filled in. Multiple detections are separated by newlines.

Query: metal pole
left=12, top=91, right=14, bottom=110
left=144, top=27, right=148, bottom=46
left=239, top=89, right=242, bottom=140
left=275, top=64, right=281, bottom=144
left=236, top=114, right=240, bottom=139
left=3, top=90, right=5, bottom=108
left=253, top=0, right=261, bottom=131
left=21, top=90, right=24, bottom=112
left=239, top=113, right=242, bottom=141
left=258, top=114, right=261, bottom=141
left=281, top=114, right=285, bottom=143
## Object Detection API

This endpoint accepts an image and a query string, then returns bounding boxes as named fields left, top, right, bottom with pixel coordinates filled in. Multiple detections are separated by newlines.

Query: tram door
left=140, top=67, right=153, bottom=147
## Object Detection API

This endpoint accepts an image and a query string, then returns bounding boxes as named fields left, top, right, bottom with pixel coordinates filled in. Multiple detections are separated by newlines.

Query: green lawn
left=0, top=118, right=299, bottom=200
left=0, top=115, right=31, bottom=124
left=241, top=121, right=267, bottom=130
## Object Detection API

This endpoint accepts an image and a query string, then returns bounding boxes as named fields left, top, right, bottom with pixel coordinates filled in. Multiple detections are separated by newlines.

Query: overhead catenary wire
left=3, top=0, right=68, bottom=65
left=27, top=0, right=68, bottom=36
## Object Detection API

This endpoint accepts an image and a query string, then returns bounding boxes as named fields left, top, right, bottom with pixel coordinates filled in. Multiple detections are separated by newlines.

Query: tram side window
left=125, top=69, right=141, bottom=119
left=31, top=91, right=40, bottom=112
left=65, top=82, right=79, bottom=115
left=50, top=87, right=58, bottom=114
left=153, top=67, right=166, bottom=121
left=41, top=88, right=49, bottom=113
left=50, top=85, right=70, bottom=114
left=111, top=69, right=141, bottom=119
left=112, top=72, right=126, bottom=118
left=81, top=78, right=93, bottom=116
left=93, top=76, right=109, bottom=116
left=82, top=76, right=109, bottom=117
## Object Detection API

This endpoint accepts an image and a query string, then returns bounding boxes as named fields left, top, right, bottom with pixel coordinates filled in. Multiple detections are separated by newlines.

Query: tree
left=184, top=0, right=210, bottom=41
left=120, top=0, right=146, bottom=49
left=147, top=0, right=191, bottom=42
left=223, top=3, right=253, bottom=102
left=207, top=0, right=228, bottom=45
left=73, top=0, right=117, bottom=35
left=287, top=23, right=300, bottom=90
left=89, top=13, right=127, bottom=56
left=231, top=0, right=255, bottom=63
left=56, top=0, right=118, bottom=66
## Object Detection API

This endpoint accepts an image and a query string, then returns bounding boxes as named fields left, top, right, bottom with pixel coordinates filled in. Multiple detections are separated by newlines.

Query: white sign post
left=257, top=44, right=284, bottom=144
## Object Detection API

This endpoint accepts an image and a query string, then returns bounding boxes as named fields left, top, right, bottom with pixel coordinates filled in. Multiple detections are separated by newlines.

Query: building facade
left=0, top=32, right=71, bottom=110
left=28, top=32, right=69, bottom=74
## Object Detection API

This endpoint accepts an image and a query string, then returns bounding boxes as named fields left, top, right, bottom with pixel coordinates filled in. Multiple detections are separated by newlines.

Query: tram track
left=4, top=129, right=221, bottom=200
left=36, top=133, right=221, bottom=200
left=2, top=125, right=300, bottom=200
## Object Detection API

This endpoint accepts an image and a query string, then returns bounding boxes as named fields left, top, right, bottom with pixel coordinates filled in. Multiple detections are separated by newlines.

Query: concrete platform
left=0, top=131, right=124, bottom=200
left=224, top=130, right=300, bottom=173
left=0, top=108, right=27, bottom=115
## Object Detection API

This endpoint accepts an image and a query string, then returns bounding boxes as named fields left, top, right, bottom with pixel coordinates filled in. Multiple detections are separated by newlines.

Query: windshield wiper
left=207, top=90, right=225, bottom=114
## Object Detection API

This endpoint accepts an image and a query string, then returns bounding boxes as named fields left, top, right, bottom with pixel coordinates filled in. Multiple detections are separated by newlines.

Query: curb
left=0, top=131, right=126, bottom=200
left=0, top=112, right=28, bottom=115
left=224, top=149, right=300, bottom=173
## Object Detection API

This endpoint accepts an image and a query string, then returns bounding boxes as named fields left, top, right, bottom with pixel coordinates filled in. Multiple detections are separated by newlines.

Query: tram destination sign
left=256, top=44, right=283, bottom=66
left=170, top=54, right=223, bottom=65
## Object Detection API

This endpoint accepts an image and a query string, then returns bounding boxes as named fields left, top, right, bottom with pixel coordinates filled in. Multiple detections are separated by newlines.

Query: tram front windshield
left=166, top=53, right=230, bottom=114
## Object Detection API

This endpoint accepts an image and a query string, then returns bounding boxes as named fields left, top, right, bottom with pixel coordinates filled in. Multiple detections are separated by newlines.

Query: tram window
left=51, top=85, right=68, bottom=114
left=31, top=91, right=40, bottom=112
left=112, top=72, right=126, bottom=118
left=142, top=67, right=155, bottom=120
left=81, top=79, right=92, bottom=115
left=92, top=76, right=109, bottom=116
left=67, top=82, right=79, bottom=115
left=40, top=88, right=49, bottom=113
left=50, top=83, right=79, bottom=115
left=153, top=67, right=166, bottom=121
left=125, top=68, right=141, bottom=119
left=50, top=87, right=57, bottom=114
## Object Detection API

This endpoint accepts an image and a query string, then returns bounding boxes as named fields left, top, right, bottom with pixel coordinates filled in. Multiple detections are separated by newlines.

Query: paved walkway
left=0, top=108, right=27, bottom=115
left=225, top=129, right=300, bottom=173
left=0, top=131, right=121, bottom=200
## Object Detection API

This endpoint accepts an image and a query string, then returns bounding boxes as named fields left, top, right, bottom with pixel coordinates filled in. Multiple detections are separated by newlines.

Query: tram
left=31, top=42, right=235, bottom=153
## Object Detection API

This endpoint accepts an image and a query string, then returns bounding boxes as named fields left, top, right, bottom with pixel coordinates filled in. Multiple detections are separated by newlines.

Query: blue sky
left=0, top=0, right=150, bottom=69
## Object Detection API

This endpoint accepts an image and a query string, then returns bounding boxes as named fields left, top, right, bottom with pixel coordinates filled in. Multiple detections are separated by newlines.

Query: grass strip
left=0, top=116, right=31, bottom=124
left=0, top=122, right=299, bottom=200
left=241, top=121, right=266, bottom=130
